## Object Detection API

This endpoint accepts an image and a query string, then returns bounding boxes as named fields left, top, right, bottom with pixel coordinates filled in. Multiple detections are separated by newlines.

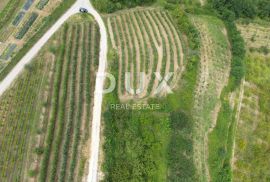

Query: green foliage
left=208, top=102, right=235, bottom=182
left=92, top=0, right=156, bottom=13
left=103, top=108, right=170, bottom=181
left=29, top=169, right=38, bottom=177
left=167, top=111, right=197, bottom=181
left=170, top=6, right=200, bottom=50
left=35, top=147, right=44, bottom=155
left=207, top=0, right=246, bottom=90
left=208, top=0, right=270, bottom=20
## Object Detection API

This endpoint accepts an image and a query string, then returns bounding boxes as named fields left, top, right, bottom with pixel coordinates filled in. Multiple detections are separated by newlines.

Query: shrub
left=35, top=147, right=44, bottom=155
left=29, top=169, right=38, bottom=177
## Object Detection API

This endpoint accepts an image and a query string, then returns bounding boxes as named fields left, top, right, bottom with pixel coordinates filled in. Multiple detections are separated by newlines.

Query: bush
left=35, top=147, right=44, bottom=155
left=29, top=169, right=38, bottom=177
left=170, top=6, right=200, bottom=50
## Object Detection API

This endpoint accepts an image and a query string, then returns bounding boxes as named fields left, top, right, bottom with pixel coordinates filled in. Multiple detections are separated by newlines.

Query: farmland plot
left=0, top=16, right=100, bottom=182
left=232, top=23, right=270, bottom=181
left=38, top=20, right=100, bottom=182
left=191, top=15, right=231, bottom=181
left=0, top=0, right=72, bottom=75
left=106, top=8, right=185, bottom=100
left=0, top=41, right=53, bottom=181
left=237, top=22, right=270, bottom=56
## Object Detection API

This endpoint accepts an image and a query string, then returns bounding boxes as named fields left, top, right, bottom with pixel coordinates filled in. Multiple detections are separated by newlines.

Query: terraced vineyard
left=106, top=8, right=185, bottom=100
left=191, top=15, right=231, bottom=181
left=0, top=16, right=100, bottom=182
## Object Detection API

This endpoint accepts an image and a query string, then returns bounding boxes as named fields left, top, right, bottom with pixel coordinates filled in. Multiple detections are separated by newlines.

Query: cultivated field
left=0, top=15, right=100, bottom=182
left=106, top=8, right=185, bottom=100
left=232, top=55, right=270, bottom=181
left=191, top=15, right=231, bottom=181
left=237, top=22, right=270, bottom=56
left=232, top=22, right=270, bottom=181
left=0, top=48, right=52, bottom=181
left=0, top=0, right=71, bottom=74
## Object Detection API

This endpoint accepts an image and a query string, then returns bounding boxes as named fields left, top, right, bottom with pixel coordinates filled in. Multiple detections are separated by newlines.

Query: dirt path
left=200, top=0, right=205, bottom=6
left=231, top=79, right=244, bottom=169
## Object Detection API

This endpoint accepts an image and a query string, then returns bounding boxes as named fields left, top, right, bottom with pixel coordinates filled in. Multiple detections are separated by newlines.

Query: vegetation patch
left=232, top=54, right=270, bottom=181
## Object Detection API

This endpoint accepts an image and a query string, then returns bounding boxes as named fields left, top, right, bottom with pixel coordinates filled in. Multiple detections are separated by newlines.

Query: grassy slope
left=188, top=14, right=232, bottom=182
left=233, top=55, right=270, bottom=181
left=232, top=22, right=270, bottom=180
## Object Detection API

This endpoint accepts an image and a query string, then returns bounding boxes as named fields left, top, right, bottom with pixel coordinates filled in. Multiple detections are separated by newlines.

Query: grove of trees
left=209, top=0, right=270, bottom=19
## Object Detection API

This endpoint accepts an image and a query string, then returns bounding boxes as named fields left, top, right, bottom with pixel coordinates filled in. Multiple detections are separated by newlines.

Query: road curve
left=0, top=1, right=79, bottom=96
left=0, top=0, right=108, bottom=181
